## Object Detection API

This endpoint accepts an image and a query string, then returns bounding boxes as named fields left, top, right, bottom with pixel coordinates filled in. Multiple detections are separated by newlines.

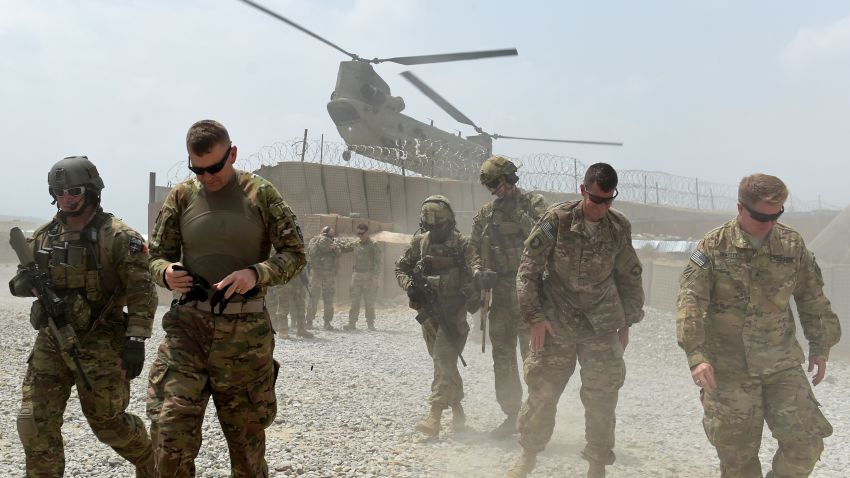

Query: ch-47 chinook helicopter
left=238, top=0, right=622, bottom=180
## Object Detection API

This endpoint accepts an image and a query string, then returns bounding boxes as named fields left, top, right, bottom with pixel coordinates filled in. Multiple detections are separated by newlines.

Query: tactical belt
left=190, top=298, right=265, bottom=315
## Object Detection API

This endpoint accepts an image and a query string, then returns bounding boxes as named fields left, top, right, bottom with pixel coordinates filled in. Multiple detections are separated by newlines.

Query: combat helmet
left=479, top=155, right=519, bottom=186
left=420, top=195, right=456, bottom=229
left=48, top=156, right=105, bottom=195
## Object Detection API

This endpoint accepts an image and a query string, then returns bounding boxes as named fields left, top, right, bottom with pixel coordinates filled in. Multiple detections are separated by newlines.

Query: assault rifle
left=9, top=227, right=92, bottom=391
left=409, top=260, right=468, bottom=367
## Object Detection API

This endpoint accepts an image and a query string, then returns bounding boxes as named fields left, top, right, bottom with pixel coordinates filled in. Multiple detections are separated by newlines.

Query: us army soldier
left=146, top=120, right=306, bottom=477
left=395, top=196, right=480, bottom=437
left=305, top=226, right=353, bottom=330
left=10, top=156, right=157, bottom=476
left=344, top=223, right=382, bottom=331
left=470, top=155, right=547, bottom=438
left=507, top=163, right=644, bottom=478
left=677, top=173, right=840, bottom=478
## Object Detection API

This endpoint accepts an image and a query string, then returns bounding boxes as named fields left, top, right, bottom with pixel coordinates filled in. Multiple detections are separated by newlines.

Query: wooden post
left=319, top=134, right=324, bottom=164
left=643, top=174, right=647, bottom=204
left=695, top=178, right=700, bottom=210
left=300, top=128, right=308, bottom=162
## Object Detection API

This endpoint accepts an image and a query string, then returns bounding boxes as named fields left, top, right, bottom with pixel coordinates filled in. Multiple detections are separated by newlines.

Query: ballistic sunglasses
left=52, top=186, right=86, bottom=197
left=742, top=203, right=784, bottom=223
left=188, top=145, right=232, bottom=175
left=484, top=178, right=501, bottom=189
left=584, top=186, right=618, bottom=205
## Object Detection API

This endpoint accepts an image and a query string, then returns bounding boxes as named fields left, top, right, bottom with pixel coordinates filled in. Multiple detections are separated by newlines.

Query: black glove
left=29, top=301, right=48, bottom=330
left=122, top=337, right=146, bottom=380
left=173, top=265, right=211, bottom=305
left=476, top=269, right=498, bottom=290
left=407, top=284, right=429, bottom=305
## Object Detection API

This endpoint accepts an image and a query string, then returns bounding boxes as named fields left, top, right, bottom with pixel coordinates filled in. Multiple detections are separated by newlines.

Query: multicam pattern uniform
left=146, top=171, right=305, bottom=477
left=305, top=234, right=351, bottom=326
left=395, top=231, right=479, bottom=409
left=348, top=238, right=382, bottom=327
left=267, top=271, right=308, bottom=334
left=11, top=212, right=157, bottom=477
left=469, top=189, right=547, bottom=417
left=516, top=201, right=644, bottom=465
left=677, top=220, right=841, bottom=478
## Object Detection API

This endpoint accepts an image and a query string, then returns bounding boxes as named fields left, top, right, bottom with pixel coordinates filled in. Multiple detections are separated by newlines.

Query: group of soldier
left=8, top=117, right=841, bottom=478
left=266, top=221, right=382, bottom=339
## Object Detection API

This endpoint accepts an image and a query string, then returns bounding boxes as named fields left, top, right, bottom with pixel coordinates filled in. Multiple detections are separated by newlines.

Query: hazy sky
left=2, top=0, right=849, bottom=233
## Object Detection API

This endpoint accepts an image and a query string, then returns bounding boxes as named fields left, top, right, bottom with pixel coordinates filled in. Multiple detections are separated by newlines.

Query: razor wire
left=166, top=136, right=838, bottom=212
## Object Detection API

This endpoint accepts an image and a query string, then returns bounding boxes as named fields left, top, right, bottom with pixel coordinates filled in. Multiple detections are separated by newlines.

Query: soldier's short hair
left=738, top=174, right=788, bottom=207
left=584, top=163, right=618, bottom=192
left=186, top=120, right=231, bottom=156
left=356, top=223, right=368, bottom=233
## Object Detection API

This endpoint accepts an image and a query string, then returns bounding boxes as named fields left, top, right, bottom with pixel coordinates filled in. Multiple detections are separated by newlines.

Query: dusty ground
left=0, top=263, right=846, bottom=477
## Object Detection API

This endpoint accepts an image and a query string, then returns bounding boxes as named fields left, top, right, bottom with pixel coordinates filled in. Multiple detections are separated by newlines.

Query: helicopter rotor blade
left=491, top=134, right=623, bottom=147
left=378, top=48, right=518, bottom=66
left=236, top=0, right=358, bottom=60
left=400, top=71, right=480, bottom=130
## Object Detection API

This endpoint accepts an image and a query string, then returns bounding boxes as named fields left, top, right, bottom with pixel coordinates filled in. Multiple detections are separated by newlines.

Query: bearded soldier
left=10, top=156, right=157, bottom=476
left=470, top=155, right=547, bottom=438
left=395, top=196, right=480, bottom=438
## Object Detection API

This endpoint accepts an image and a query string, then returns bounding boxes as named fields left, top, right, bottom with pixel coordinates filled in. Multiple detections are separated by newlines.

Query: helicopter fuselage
left=326, top=61, right=488, bottom=179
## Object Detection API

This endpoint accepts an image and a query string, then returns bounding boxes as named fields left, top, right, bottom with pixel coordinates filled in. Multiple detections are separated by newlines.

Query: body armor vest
left=486, top=196, right=535, bottom=275
left=179, top=176, right=266, bottom=284
left=419, top=233, right=466, bottom=299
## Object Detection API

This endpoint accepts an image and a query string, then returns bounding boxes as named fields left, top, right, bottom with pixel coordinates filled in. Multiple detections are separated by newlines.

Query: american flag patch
left=540, top=221, right=555, bottom=241
left=690, top=249, right=709, bottom=268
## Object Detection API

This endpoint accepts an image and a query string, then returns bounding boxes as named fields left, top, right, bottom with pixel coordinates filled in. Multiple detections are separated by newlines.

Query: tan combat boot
left=587, top=461, right=606, bottom=478
left=415, top=405, right=442, bottom=437
left=450, top=402, right=466, bottom=431
left=278, top=329, right=291, bottom=339
left=505, top=449, right=537, bottom=478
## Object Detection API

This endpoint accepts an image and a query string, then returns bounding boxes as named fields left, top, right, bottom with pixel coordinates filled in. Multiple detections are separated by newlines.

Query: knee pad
left=17, top=405, right=37, bottom=446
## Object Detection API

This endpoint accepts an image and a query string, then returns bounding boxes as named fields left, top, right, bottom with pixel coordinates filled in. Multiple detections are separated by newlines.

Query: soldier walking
left=506, top=163, right=644, bottom=478
left=305, top=226, right=353, bottom=330
left=267, top=269, right=312, bottom=338
left=10, top=156, right=157, bottom=477
left=145, top=119, right=306, bottom=477
left=395, top=196, right=480, bottom=438
left=470, top=155, right=547, bottom=438
left=344, top=223, right=382, bottom=331
left=677, top=173, right=840, bottom=478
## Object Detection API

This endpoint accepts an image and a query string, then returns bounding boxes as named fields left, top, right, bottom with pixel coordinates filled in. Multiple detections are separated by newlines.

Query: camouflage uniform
left=305, top=234, right=352, bottom=328
left=515, top=200, right=644, bottom=465
left=146, top=170, right=305, bottom=477
left=267, top=270, right=308, bottom=336
left=347, top=238, right=382, bottom=329
left=470, top=188, right=547, bottom=420
left=10, top=156, right=157, bottom=477
left=395, top=196, right=480, bottom=436
left=677, top=219, right=840, bottom=478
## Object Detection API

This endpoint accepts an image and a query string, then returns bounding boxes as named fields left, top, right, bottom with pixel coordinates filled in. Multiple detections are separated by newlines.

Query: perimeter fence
left=165, top=136, right=837, bottom=212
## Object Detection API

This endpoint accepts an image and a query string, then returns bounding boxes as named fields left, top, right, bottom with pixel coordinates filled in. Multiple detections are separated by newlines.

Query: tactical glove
left=122, top=337, right=146, bottom=380
left=29, top=301, right=48, bottom=330
left=407, top=284, right=429, bottom=305
left=476, top=269, right=499, bottom=290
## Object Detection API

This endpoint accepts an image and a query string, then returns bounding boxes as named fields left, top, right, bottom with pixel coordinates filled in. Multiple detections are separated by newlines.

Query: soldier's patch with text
left=690, top=249, right=709, bottom=268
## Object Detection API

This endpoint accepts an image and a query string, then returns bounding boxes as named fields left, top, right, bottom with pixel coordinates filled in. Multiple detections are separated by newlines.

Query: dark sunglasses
left=484, top=178, right=501, bottom=189
left=742, top=203, right=784, bottom=223
left=584, top=186, right=618, bottom=205
left=188, top=145, right=232, bottom=175
left=52, top=186, right=85, bottom=197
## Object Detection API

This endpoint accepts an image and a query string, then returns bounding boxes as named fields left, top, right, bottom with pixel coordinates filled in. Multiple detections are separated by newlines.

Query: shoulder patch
left=128, top=236, right=146, bottom=254
left=690, top=249, right=709, bottom=269
left=539, top=221, right=555, bottom=241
